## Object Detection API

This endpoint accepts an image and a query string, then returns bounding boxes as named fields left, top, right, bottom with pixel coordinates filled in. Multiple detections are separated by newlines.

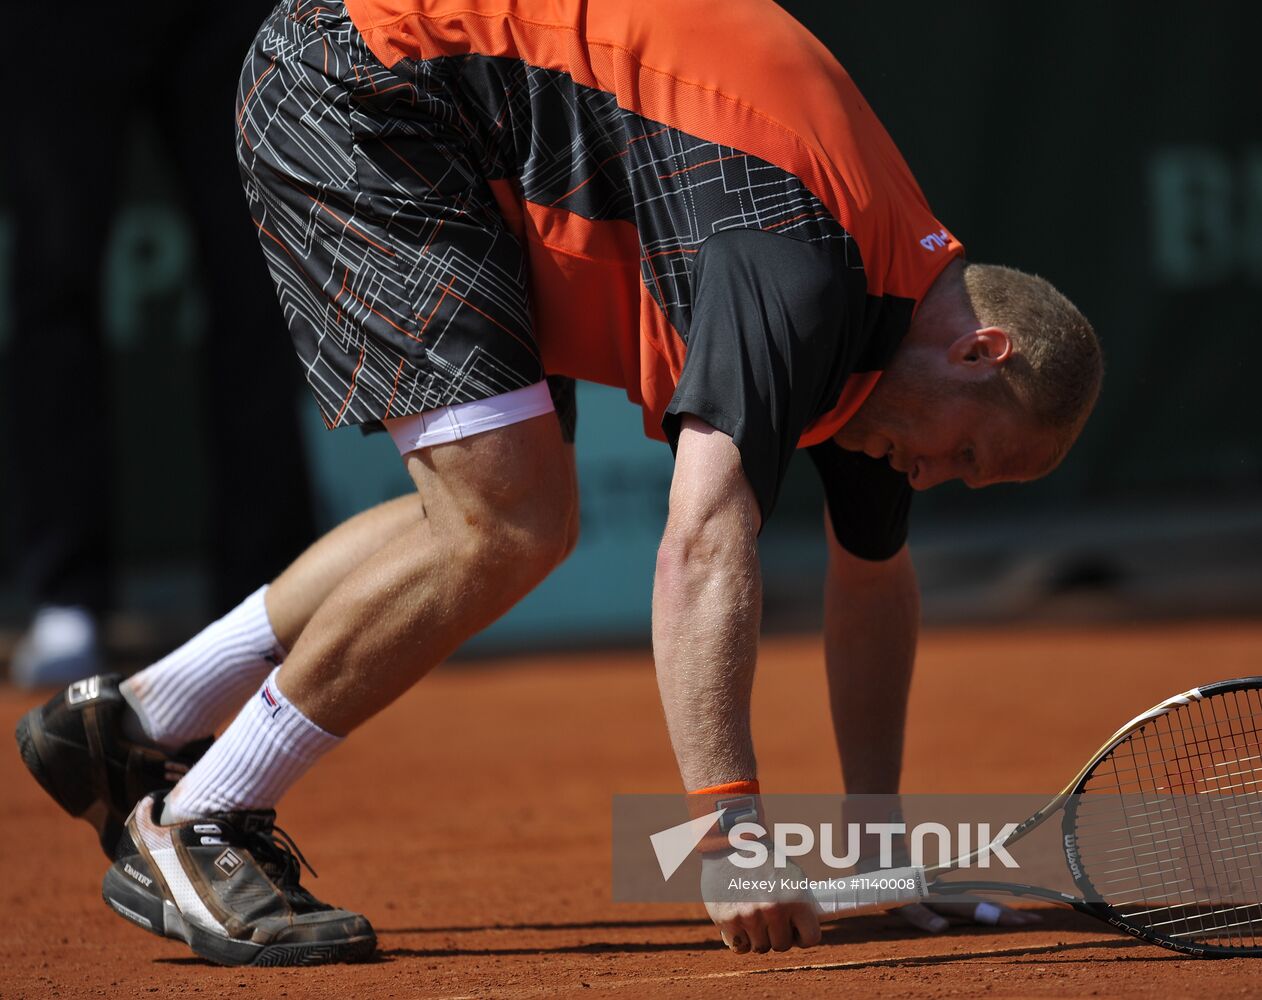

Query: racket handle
left=812, top=865, right=929, bottom=920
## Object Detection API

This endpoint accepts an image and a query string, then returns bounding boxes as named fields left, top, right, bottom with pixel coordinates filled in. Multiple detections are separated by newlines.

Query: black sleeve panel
left=807, top=441, right=913, bottom=561
left=661, top=229, right=863, bottom=524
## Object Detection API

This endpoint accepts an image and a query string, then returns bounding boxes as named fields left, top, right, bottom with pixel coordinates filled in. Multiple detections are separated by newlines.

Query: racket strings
left=1072, top=686, right=1262, bottom=950
left=1151, top=688, right=1262, bottom=948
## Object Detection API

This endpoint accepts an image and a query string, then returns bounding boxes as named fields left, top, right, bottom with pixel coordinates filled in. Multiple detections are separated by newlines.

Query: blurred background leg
left=4, top=8, right=128, bottom=685
left=155, top=5, right=317, bottom=617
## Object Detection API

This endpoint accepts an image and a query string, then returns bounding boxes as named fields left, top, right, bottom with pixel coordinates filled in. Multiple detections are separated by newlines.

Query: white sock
left=120, top=586, right=285, bottom=748
left=163, top=668, right=340, bottom=822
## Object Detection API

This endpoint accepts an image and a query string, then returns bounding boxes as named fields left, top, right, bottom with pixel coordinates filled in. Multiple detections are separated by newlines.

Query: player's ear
left=947, top=327, right=1012, bottom=367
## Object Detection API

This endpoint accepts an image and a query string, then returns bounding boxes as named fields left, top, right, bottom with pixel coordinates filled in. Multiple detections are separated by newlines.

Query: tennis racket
left=811, top=677, right=1262, bottom=957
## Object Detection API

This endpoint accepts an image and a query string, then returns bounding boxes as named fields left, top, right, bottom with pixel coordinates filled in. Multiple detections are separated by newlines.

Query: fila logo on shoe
left=66, top=677, right=101, bottom=706
left=215, top=849, right=245, bottom=877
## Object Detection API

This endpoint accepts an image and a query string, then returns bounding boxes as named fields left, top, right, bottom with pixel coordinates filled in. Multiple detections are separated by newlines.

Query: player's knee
left=524, top=475, right=579, bottom=577
left=509, top=441, right=579, bottom=577
left=463, top=472, right=576, bottom=589
left=414, top=414, right=578, bottom=590
left=560, top=501, right=581, bottom=564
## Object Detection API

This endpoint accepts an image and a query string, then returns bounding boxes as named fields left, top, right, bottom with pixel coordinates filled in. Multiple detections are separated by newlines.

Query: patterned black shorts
left=236, top=0, right=574, bottom=440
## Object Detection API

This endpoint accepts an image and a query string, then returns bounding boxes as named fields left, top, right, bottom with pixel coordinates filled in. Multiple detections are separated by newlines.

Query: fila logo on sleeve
left=919, top=228, right=951, bottom=251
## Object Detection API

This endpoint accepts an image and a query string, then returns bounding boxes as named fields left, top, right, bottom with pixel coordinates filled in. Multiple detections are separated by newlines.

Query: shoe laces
left=231, top=816, right=326, bottom=907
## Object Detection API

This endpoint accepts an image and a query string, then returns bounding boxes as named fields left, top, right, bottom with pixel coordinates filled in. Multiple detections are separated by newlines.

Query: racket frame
left=925, top=677, right=1262, bottom=958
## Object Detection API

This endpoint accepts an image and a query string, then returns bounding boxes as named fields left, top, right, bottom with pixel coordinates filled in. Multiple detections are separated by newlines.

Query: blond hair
left=962, top=263, right=1102, bottom=435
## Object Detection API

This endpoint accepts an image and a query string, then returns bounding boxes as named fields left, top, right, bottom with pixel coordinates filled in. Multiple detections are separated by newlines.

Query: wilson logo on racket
left=1063, top=835, right=1083, bottom=880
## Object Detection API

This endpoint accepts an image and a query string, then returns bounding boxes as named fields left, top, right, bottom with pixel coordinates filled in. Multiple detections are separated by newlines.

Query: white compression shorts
left=381, top=381, right=556, bottom=455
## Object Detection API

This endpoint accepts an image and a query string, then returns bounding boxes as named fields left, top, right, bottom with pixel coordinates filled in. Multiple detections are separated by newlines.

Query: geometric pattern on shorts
left=237, top=0, right=861, bottom=428
left=238, top=2, right=540, bottom=427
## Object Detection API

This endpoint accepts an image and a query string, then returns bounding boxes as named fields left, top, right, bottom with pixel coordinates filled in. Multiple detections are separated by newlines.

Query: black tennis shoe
left=103, top=793, right=376, bottom=966
left=15, top=674, right=211, bottom=858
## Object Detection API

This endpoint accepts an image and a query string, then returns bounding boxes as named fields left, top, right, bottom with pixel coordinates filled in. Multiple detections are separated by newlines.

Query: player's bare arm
left=824, top=538, right=919, bottom=798
left=822, top=537, right=1037, bottom=931
left=653, top=416, right=821, bottom=953
left=824, top=539, right=939, bottom=930
left=653, top=416, right=762, bottom=791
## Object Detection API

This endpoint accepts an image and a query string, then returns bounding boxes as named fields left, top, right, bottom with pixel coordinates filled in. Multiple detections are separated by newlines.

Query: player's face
left=834, top=355, right=1059, bottom=491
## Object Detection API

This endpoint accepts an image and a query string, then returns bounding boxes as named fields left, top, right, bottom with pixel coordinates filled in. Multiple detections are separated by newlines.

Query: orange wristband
left=688, top=780, right=764, bottom=855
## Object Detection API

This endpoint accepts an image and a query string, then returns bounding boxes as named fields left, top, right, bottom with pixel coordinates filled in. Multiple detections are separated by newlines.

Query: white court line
left=424, top=937, right=1121, bottom=1000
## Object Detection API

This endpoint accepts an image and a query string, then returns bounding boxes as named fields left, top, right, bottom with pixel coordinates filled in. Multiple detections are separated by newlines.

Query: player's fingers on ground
left=969, top=901, right=1042, bottom=926
left=790, top=904, right=822, bottom=949
left=896, top=902, right=949, bottom=933
left=764, top=908, right=797, bottom=952
left=923, top=900, right=1041, bottom=926
left=741, top=914, right=772, bottom=954
left=720, top=923, right=750, bottom=954
left=984, top=902, right=1040, bottom=926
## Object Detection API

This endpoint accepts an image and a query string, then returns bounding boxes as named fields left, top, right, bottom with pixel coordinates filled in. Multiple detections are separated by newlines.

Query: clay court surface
left=4, top=620, right=1262, bottom=998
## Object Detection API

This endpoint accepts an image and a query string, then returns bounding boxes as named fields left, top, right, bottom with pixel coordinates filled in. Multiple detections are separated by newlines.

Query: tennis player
left=16, top=0, right=1101, bottom=965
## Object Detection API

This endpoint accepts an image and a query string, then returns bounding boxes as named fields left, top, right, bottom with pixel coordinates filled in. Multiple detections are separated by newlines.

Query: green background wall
left=2, top=3, right=1259, bottom=645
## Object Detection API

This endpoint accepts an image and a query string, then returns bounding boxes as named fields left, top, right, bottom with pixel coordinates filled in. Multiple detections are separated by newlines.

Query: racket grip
left=812, top=866, right=929, bottom=920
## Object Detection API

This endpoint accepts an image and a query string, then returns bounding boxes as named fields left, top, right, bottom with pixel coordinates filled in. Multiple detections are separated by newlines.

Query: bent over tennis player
left=17, top=0, right=1101, bottom=965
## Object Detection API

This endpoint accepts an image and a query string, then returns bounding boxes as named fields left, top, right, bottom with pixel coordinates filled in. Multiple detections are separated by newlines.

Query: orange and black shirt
left=346, top=0, right=963, bottom=547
